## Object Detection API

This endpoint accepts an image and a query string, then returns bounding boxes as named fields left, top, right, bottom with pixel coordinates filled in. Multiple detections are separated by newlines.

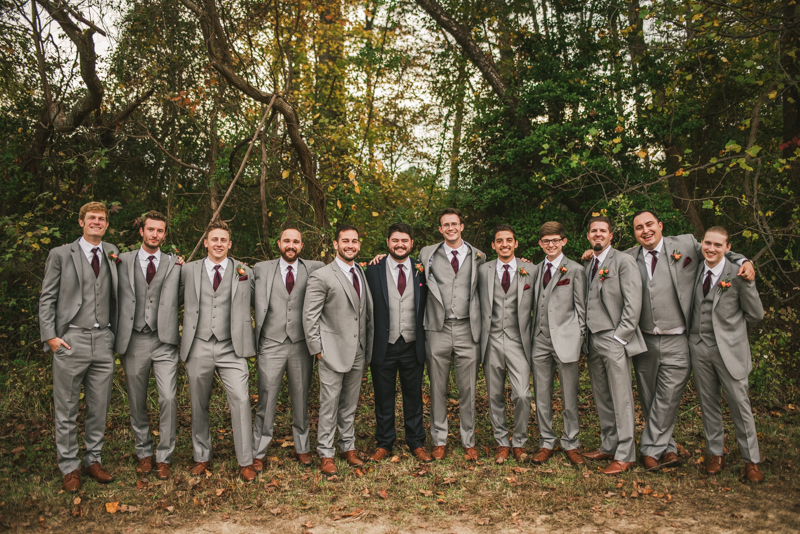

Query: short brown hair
left=207, top=220, right=231, bottom=238
left=438, top=207, right=463, bottom=226
left=492, top=224, right=516, bottom=242
left=142, top=210, right=167, bottom=227
left=334, top=224, right=359, bottom=241
left=704, top=226, right=729, bottom=244
left=279, top=226, right=303, bottom=241
left=79, top=201, right=109, bottom=221
left=587, top=216, right=613, bottom=233
left=539, top=221, right=566, bottom=240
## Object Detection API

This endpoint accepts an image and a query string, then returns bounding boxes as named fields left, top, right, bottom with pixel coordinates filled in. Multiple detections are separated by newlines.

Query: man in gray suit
left=689, top=226, right=764, bottom=483
left=116, top=210, right=183, bottom=481
left=303, top=225, right=374, bottom=475
left=530, top=222, right=587, bottom=466
left=252, top=228, right=324, bottom=470
left=624, top=210, right=753, bottom=471
left=180, top=220, right=257, bottom=482
left=39, top=202, right=119, bottom=492
left=419, top=208, right=485, bottom=460
left=478, top=225, right=535, bottom=464
left=581, top=216, right=646, bottom=475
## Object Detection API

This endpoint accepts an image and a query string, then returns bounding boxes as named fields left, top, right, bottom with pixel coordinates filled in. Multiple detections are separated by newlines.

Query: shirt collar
left=335, top=256, right=356, bottom=273
left=496, top=257, right=517, bottom=272
left=79, top=236, right=101, bottom=254
left=544, top=253, right=564, bottom=268
left=593, top=245, right=612, bottom=264
left=444, top=241, right=468, bottom=256
left=279, top=257, right=298, bottom=272
left=205, top=256, right=227, bottom=270
left=388, top=255, right=411, bottom=271
left=138, top=247, right=162, bottom=262
left=644, top=238, right=664, bottom=256
left=704, top=257, right=726, bottom=278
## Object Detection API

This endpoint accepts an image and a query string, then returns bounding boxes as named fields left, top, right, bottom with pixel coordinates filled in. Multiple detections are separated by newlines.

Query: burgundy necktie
left=286, top=265, right=295, bottom=295
left=213, top=265, right=222, bottom=291
left=501, top=264, right=511, bottom=294
left=146, top=255, right=156, bottom=284
left=350, top=267, right=361, bottom=299
left=591, top=257, right=599, bottom=281
left=649, top=250, right=658, bottom=276
left=91, top=247, right=100, bottom=278
left=451, top=250, right=459, bottom=274
left=397, top=264, right=406, bottom=296
left=543, top=262, right=552, bottom=289
left=703, top=270, right=712, bottom=297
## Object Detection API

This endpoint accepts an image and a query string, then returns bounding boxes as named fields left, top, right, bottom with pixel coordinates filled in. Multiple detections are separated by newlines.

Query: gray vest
left=489, top=269, right=521, bottom=340
left=263, top=265, right=306, bottom=344
left=195, top=262, right=233, bottom=342
left=586, top=269, right=615, bottom=334
left=432, top=248, right=472, bottom=319
left=348, top=267, right=368, bottom=350
left=689, top=279, right=717, bottom=346
left=639, top=251, right=684, bottom=333
left=72, top=252, right=111, bottom=329
left=534, top=263, right=554, bottom=338
left=133, top=255, right=168, bottom=332
left=387, top=261, right=416, bottom=344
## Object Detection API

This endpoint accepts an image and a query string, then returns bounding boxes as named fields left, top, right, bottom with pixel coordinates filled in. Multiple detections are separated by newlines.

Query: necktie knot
left=90, top=247, right=100, bottom=278
left=649, top=250, right=659, bottom=275
left=286, top=265, right=293, bottom=272
left=450, top=250, right=459, bottom=274
left=350, top=267, right=361, bottom=299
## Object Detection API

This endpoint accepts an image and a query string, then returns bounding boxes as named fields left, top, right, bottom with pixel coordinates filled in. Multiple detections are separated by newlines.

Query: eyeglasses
left=440, top=223, right=462, bottom=229
left=540, top=238, right=563, bottom=245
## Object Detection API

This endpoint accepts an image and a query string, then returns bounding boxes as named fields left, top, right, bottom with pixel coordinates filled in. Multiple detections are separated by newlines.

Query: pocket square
left=239, top=275, right=249, bottom=281
left=557, top=278, right=570, bottom=286
left=683, top=257, right=692, bottom=268
left=523, top=284, right=531, bottom=290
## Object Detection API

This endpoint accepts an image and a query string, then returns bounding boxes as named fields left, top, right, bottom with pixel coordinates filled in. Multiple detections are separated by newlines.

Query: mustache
left=593, top=243, right=604, bottom=251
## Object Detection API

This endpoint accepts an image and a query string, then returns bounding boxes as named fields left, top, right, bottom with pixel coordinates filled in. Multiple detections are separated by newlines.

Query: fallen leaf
left=420, top=489, right=433, bottom=497
left=613, top=507, right=626, bottom=516
left=105, top=502, right=120, bottom=514
left=119, top=504, right=139, bottom=513
left=475, top=517, right=491, bottom=525
left=615, top=482, right=624, bottom=489
left=73, top=497, right=81, bottom=505
left=539, top=469, right=554, bottom=474
left=604, top=492, right=617, bottom=498
left=166, top=506, right=175, bottom=513
left=442, top=477, right=458, bottom=484
left=653, top=510, right=665, bottom=516
left=582, top=471, right=591, bottom=478
left=188, top=477, right=201, bottom=487
left=630, top=490, right=639, bottom=499
left=216, top=488, right=225, bottom=496
left=136, top=479, right=149, bottom=490
left=362, top=488, right=370, bottom=497
left=390, top=456, right=401, bottom=463
left=302, top=522, right=314, bottom=528
left=378, top=489, right=389, bottom=499
left=281, top=441, right=294, bottom=448
left=512, top=467, right=530, bottom=474
left=270, top=508, right=281, bottom=516
left=732, top=513, right=743, bottom=519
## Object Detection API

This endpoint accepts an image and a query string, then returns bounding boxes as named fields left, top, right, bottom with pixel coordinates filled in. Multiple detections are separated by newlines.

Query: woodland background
left=1, top=0, right=799, bottom=402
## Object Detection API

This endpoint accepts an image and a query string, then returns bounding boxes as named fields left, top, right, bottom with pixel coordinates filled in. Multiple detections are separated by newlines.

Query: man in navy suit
left=364, top=223, right=432, bottom=463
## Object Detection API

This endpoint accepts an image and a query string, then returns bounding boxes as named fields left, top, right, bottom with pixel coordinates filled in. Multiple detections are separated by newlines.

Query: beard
left=389, top=248, right=410, bottom=262
left=593, top=243, right=604, bottom=252
left=280, top=248, right=298, bottom=262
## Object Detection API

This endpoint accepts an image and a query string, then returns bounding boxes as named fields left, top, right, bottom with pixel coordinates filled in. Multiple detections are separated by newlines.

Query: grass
left=1, top=355, right=799, bottom=532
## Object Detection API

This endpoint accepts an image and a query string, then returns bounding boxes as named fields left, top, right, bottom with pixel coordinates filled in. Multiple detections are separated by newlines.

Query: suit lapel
left=465, top=241, right=479, bottom=293
left=664, top=236, right=680, bottom=289
left=515, top=262, right=526, bottom=313
left=229, top=258, right=238, bottom=301
left=598, top=247, right=614, bottom=295
left=487, top=260, right=497, bottom=300
left=128, top=248, right=138, bottom=294
left=70, top=239, right=84, bottom=294
left=542, top=259, right=562, bottom=299
left=194, top=260, right=202, bottom=303
left=378, top=258, right=390, bottom=307
left=712, top=261, right=734, bottom=310
left=265, top=259, right=278, bottom=303
left=332, top=262, right=359, bottom=311
left=412, top=258, right=421, bottom=315
left=163, top=252, right=177, bottom=279
left=424, top=244, right=443, bottom=306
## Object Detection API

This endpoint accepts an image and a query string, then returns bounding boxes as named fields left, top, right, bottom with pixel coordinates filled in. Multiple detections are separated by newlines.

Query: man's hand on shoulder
left=175, top=256, right=185, bottom=266
left=580, top=249, right=593, bottom=262
left=737, top=261, right=755, bottom=281
left=46, top=337, right=70, bottom=352
left=369, top=254, right=386, bottom=266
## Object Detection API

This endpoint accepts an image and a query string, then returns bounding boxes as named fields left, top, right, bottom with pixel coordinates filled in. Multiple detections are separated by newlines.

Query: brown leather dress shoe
left=532, top=448, right=552, bottom=465
left=495, top=446, right=510, bottom=464
left=412, top=447, right=433, bottom=463
left=743, top=462, right=764, bottom=483
left=369, top=448, right=392, bottom=462
left=431, top=445, right=446, bottom=460
left=63, top=469, right=81, bottom=493
left=660, top=451, right=680, bottom=467
left=136, top=456, right=154, bottom=474
left=564, top=449, right=585, bottom=466
left=252, top=457, right=264, bottom=472
left=464, top=447, right=479, bottom=461
left=642, top=455, right=660, bottom=471
left=706, top=455, right=725, bottom=475
left=189, top=461, right=211, bottom=476
left=297, top=452, right=312, bottom=466
left=320, top=457, right=337, bottom=475
left=339, top=450, right=365, bottom=467
left=582, top=450, right=614, bottom=461
left=155, top=462, right=171, bottom=480
left=601, top=460, right=635, bottom=475
left=513, top=448, right=528, bottom=462
left=83, top=462, right=114, bottom=483
left=240, top=465, right=256, bottom=482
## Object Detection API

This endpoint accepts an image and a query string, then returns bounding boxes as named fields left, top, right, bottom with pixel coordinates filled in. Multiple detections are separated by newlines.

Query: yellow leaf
left=372, top=212, right=379, bottom=217
left=692, top=13, right=703, bottom=21
left=612, top=137, right=622, bottom=144
left=636, top=150, right=647, bottom=158
left=768, top=90, right=777, bottom=99
left=348, top=171, right=355, bottom=181
left=281, top=170, right=290, bottom=179
left=354, top=185, right=361, bottom=194
left=337, top=200, right=342, bottom=209
left=105, top=502, right=120, bottom=514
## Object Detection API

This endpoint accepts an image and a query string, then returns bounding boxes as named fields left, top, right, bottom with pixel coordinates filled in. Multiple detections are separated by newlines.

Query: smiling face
left=140, top=218, right=167, bottom=254
left=438, top=214, right=464, bottom=248
left=78, top=210, right=109, bottom=244
left=278, top=229, right=303, bottom=263
left=587, top=221, right=613, bottom=253
left=701, top=230, right=731, bottom=268
left=334, top=229, right=361, bottom=264
left=387, top=231, right=413, bottom=262
left=538, top=234, right=566, bottom=262
left=204, top=228, right=232, bottom=263
left=491, top=230, right=518, bottom=262
left=633, top=212, right=663, bottom=251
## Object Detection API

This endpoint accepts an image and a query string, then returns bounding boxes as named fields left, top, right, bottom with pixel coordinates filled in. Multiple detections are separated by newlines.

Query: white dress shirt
left=138, top=247, right=162, bottom=278
left=335, top=256, right=358, bottom=284
left=543, top=253, right=565, bottom=278
left=702, top=258, right=727, bottom=288
left=643, top=239, right=664, bottom=281
left=205, top=256, right=228, bottom=285
left=279, top=257, right=298, bottom=286
left=78, top=237, right=103, bottom=267
left=444, top=241, right=470, bottom=271
left=496, top=256, right=518, bottom=284
left=387, top=256, right=412, bottom=289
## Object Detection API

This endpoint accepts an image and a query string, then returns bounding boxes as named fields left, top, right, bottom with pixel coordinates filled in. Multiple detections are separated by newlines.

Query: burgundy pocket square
left=557, top=278, right=570, bottom=286
left=683, top=257, right=692, bottom=268
left=239, top=275, right=249, bottom=281
left=523, top=284, right=531, bottom=290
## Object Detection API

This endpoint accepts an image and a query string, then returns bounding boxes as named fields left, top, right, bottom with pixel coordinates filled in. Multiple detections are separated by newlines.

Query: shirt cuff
left=613, top=335, right=628, bottom=346
left=736, top=258, right=748, bottom=266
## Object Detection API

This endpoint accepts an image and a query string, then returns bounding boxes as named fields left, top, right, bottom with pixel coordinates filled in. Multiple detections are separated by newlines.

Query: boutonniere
left=670, top=250, right=682, bottom=265
left=598, top=267, right=610, bottom=281
left=359, top=262, right=368, bottom=271
left=108, top=251, right=121, bottom=264
left=475, top=252, right=482, bottom=260
left=518, top=267, right=529, bottom=276
left=716, top=278, right=732, bottom=292
left=415, top=263, right=424, bottom=275
left=559, top=263, right=568, bottom=274
left=236, top=264, right=246, bottom=277
left=168, top=244, right=180, bottom=255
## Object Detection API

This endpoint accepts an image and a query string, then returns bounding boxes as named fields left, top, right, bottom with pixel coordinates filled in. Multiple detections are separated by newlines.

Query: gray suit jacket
left=253, top=257, right=325, bottom=342
left=39, top=238, right=120, bottom=351
left=179, top=257, right=255, bottom=361
left=477, top=260, right=536, bottom=363
left=584, top=247, right=647, bottom=357
left=624, top=233, right=746, bottom=325
left=419, top=241, right=485, bottom=342
left=533, top=257, right=587, bottom=363
left=691, top=260, right=764, bottom=380
left=115, top=249, right=182, bottom=354
left=303, top=261, right=374, bottom=373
